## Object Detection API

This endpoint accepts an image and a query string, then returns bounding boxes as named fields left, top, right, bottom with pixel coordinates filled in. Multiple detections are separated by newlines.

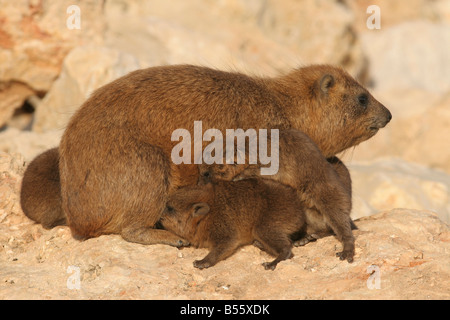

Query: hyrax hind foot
left=193, top=259, right=213, bottom=269
left=262, top=261, right=278, bottom=271
left=261, top=247, right=294, bottom=271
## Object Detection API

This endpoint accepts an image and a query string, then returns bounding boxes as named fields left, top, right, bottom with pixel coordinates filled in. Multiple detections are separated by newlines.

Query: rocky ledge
left=1, top=153, right=449, bottom=299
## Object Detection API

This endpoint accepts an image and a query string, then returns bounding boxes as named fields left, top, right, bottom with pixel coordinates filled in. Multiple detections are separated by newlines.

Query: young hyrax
left=199, top=129, right=356, bottom=262
left=160, top=178, right=306, bottom=270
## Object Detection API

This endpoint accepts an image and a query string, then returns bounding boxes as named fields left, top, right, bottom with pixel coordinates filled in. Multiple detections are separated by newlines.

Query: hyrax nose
left=380, top=104, right=392, bottom=125
left=386, top=110, right=392, bottom=123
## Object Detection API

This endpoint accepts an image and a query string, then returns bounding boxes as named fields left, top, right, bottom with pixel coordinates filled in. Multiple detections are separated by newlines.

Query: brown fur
left=20, top=64, right=391, bottom=247
left=199, top=129, right=356, bottom=262
left=300, top=156, right=356, bottom=244
left=160, top=179, right=306, bottom=270
left=20, top=148, right=65, bottom=229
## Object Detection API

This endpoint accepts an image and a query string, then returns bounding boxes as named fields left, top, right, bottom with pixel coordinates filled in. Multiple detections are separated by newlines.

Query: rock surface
left=0, top=128, right=61, bottom=162
left=360, top=21, right=450, bottom=94
left=0, top=0, right=105, bottom=126
left=0, top=153, right=449, bottom=300
left=349, top=158, right=450, bottom=224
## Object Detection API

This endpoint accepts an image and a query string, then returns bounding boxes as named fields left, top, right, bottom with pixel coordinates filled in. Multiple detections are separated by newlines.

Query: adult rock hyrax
left=20, top=64, right=391, bottom=247
left=159, top=178, right=306, bottom=270
left=199, top=129, right=357, bottom=262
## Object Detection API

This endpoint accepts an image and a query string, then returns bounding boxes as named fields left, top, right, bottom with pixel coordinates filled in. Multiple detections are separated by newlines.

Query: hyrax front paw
left=336, top=248, right=354, bottom=263
left=173, top=238, right=190, bottom=248
left=262, top=261, right=278, bottom=271
left=193, top=259, right=212, bottom=269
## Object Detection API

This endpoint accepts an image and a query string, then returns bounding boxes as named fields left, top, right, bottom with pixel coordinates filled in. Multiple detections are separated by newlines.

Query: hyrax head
left=285, top=65, right=392, bottom=157
left=160, top=184, right=212, bottom=236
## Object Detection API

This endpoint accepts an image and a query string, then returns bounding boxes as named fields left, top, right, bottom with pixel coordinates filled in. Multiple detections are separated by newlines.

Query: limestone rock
left=348, top=158, right=450, bottom=223
left=0, top=152, right=449, bottom=299
left=0, top=128, right=62, bottom=162
left=0, top=82, right=34, bottom=127
left=102, top=0, right=365, bottom=77
left=258, top=0, right=365, bottom=77
left=347, top=0, right=450, bottom=33
left=32, top=46, right=142, bottom=132
left=0, top=152, right=26, bottom=226
left=0, top=0, right=105, bottom=92
left=360, top=21, right=450, bottom=94
left=0, top=0, right=105, bottom=127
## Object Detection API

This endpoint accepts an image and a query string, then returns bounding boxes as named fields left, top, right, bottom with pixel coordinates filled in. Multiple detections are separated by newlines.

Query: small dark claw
left=293, top=234, right=319, bottom=247
left=262, top=262, right=277, bottom=271
left=336, top=250, right=354, bottom=263
left=193, top=259, right=211, bottom=269
left=175, top=239, right=190, bottom=247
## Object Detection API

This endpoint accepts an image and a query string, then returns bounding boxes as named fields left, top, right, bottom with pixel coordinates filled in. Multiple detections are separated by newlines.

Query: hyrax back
left=160, top=178, right=306, bottom=270
left=199, top=129, right=356, bottom=262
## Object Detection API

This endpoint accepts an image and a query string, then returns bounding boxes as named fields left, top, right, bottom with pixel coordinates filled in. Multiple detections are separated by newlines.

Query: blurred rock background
left=0, top=0, right=449, bottom=224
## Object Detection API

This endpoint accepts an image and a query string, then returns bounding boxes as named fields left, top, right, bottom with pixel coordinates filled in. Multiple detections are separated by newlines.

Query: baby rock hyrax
left=159, top=178, right=306, bottom=270
left=199, top=129, right=356, bottom=262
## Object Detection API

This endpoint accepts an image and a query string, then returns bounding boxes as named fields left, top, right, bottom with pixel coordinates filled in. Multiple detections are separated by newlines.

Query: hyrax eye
left=202, top=171, right=210, bottom=177
left=166, top=206, right=175, bottom=214
left=357, top=94, right=369, bottom=108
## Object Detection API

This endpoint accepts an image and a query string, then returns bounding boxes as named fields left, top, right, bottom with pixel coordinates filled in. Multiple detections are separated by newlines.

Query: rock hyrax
left=160, top=178, right=306, bottom=270
left=199, top=129, right=356, bottom=262
left=20, top=64, right=391, bottom=246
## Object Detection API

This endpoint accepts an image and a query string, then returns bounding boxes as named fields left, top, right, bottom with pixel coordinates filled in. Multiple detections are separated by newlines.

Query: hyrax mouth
left=369, top=117, right=390, bottom=131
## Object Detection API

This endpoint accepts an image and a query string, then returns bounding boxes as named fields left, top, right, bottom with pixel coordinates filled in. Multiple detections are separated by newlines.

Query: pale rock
left=0, top=0, right=105, bottom=127
left=0, top=152, right=26, bottom=225
left=102, top=0, right=365, bottom=76
left=0, top=0, right=105, bottom=91
left=1, top=1, right=449, bottom=300
left=347, top=0, right=450, bottom=33
left=102, top=0, right=300, bottom=77
left=0, top=128, right=62, bottom=162
left=0, top=82, right=34, bottom=127
left=360, top=21, right=450, bottom=94
left=1, top=152, right=449, bottom=299
left=32, top=46, right=142, bottom=133
left=348, top=158, right=450, bottom=223
left=258, top=0, right=365, bottom=77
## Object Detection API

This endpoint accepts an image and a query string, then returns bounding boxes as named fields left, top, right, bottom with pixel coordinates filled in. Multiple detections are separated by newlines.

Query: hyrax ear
left=319, top=74, right=335, bottom=94
left=192, top=202, right=210, bottom=217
